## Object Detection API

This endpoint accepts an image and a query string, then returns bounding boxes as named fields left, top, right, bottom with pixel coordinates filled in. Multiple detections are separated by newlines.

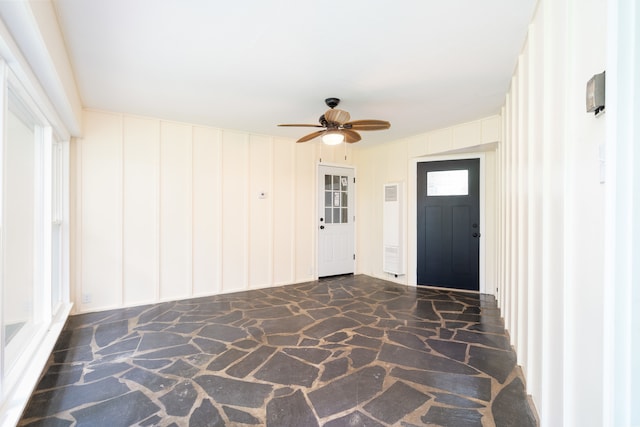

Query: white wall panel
left=481, top=116, right=501, bottom=144
left=452, top=121, right=481, bottom=150
left=221, top=131, right=249, bottom=293
left=249, top=135, right=272, bottom=289
left=427, top=128, right=452, bottom=154
left=123, top=116, right=159, bottom=305
left=80, top=111, right=122, bottom=310
left=272, top=138, right=295, bottom=285
left=192, top=126, right=222, bottom=296
left=160, top=122, right=192, bottom=300
left=294, top=142, right=315, bottom=281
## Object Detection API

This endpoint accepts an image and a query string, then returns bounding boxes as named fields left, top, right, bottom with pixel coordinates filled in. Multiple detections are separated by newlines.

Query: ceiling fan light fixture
left=322, top=131, right=344, bottom=145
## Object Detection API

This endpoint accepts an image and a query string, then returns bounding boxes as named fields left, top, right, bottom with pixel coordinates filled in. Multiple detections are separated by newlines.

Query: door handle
left=473, top=232, right=481, bottom=238
left=320, top=225, right=325, bottom=230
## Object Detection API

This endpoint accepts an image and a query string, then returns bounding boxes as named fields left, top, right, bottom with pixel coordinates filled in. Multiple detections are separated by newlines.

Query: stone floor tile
left=492, top=377, right=538, bottom=426
left=188, top=399, right=224, bottom=427
left=320, top=357, right=349, bottom=382
left=266, top=389, right=319, bottom=427
left=432, top=392, right=486, bottom=408
left=390, top=367, right=492, bottom=401
left=206, top=348, right=248, bottom=371
left=70, top=390, right=159, bottom=427
left=468, top=345, right=517, bottom=383
left=308, top=366, right=385, bottom=418
left=83, top=361, right=132, bottom=382
left=254, top=352, right=320, bottom=387
left=323, top=411, right=386, bottom=427
left=226, top=345, right=276, bottom=378
left=194, top=375, right=273, bottom=408
left=363, top=381, right=431, bottom=424
left=426, top=338, right=468, bottom=361
left=223, top=405, right=261, bottom=425
left=421, top=406, right=484, bottom=427
left=159, top=359, right=199, bottom=378
left=22, top=377, right=130, bottom=420
left=121, top=367, right=177, bottom=392
left=159, top=381, right=198, bottom=416
left=379, top=343, right=478, bottom=375
left=283, top=347, right=332, bottom=364
left=348, top=348, right=378, bottom=368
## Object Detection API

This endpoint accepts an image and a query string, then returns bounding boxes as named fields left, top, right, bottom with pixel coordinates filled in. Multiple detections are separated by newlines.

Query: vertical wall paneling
left=272, top=138, right=295, bottom=285
left=517, top=48, right=529, bottom=374
left=192, top=126, right=222, bottom=296
left=294, top=142, right=315, bottom=281
left=509, top=73, right=519, bottom=346
left=80, top=111, right=122, bottom=310
left=249, top=135, right=272, bottom=289
left=160, top=122, right=192, bottom=300
left=603, top=1, right=640, bottom=424
left=496, top=0, right=608, bottom=423
left=221, top=131, right=249, bottom=293
left=564, top=0, right=607, bottom=423
left=541, top=1, right=567, bottom=423
left=527, top=18, right=544, bottom=403
left=123, top=116, right=159, bottom=305
left=76, top=112, right=362, bottom=311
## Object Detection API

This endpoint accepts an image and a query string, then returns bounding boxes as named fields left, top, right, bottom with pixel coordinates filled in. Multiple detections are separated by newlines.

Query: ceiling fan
left=278, top=98, right=391, bottom=145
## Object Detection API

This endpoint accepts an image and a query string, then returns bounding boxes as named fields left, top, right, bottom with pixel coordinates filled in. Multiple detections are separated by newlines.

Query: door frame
left=409, top=153, right=487, bottom=294
left=316, top=162, right=356, bottom=278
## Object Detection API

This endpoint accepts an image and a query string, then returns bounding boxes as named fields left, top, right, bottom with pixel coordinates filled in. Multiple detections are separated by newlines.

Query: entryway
left=417, top=158, right=480, bottom=291
left=317, top=165, right=355, bottom=278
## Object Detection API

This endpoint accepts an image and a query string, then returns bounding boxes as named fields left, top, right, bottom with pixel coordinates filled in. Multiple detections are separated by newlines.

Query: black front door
left=417, top=159, right=480, bottom=291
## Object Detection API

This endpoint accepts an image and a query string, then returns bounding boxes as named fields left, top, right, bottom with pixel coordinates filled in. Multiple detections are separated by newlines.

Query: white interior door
left=318, top=165, right=354, bottom=277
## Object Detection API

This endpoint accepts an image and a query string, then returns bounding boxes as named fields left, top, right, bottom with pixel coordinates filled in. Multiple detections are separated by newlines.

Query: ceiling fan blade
left=342, top=129, right=361, bottom=143
left=324, top=108, right=351, bottom=125
left=297, top=130, right=326, bottom=143
left=278, top=124, right=324, bottom=128
left=344, top=120, right=391, bottom=131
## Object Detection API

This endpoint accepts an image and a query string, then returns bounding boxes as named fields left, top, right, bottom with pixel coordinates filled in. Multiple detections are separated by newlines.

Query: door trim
left=316, top=163, right=356, bottom=278
left=409, top=153, right=487, bottom=294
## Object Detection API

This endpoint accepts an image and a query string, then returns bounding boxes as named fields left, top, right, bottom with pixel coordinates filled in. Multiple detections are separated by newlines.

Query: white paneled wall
left=74, top=110, right=352, bottom=312
left=496, top=0, right=608, bottom=425
left=192, top=126, right=222, bottom=296
left=79, top=112, right=122, bottom=309
left=123, top=116, right=159, bottom=305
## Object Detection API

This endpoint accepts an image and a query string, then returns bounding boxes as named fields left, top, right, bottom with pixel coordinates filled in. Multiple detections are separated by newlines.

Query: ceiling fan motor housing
left=325, top=98, right=340, bottom=109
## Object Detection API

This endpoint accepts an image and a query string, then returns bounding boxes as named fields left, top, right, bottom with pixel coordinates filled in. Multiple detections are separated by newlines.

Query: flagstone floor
left=18, top=275, right=537, bottom=426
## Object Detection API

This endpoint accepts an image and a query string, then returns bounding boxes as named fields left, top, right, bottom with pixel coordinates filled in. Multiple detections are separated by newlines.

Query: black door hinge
left=353, top=254, right=356, bottom=260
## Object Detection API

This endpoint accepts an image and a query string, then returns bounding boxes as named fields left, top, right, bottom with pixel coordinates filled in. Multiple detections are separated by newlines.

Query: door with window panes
left=318, top=165, right=355, bottom=277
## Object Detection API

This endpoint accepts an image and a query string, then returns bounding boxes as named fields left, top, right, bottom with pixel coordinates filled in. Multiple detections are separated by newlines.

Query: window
left=0, top=64, right=70, bottom=425
left=427, top=170, right=469, bottom=196
left=324, top=174, right=349, bottom=224
left=2, top=88, right=47, bottom=376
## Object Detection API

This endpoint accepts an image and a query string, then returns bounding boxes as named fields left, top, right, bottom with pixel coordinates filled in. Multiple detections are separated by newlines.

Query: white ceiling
left=53, top=0, right=536, bottom=146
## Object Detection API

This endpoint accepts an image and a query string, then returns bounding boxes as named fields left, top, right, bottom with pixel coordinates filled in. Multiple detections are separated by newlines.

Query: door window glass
left=427, top=170, right=468, bottom=196
left=324, top=174, right=348, bottom=223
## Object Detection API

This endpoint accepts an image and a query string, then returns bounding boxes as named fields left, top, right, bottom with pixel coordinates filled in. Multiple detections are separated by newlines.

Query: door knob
left=473, top=232, right=480, bottom=238
left=320, top=225, right=325, bottom=230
